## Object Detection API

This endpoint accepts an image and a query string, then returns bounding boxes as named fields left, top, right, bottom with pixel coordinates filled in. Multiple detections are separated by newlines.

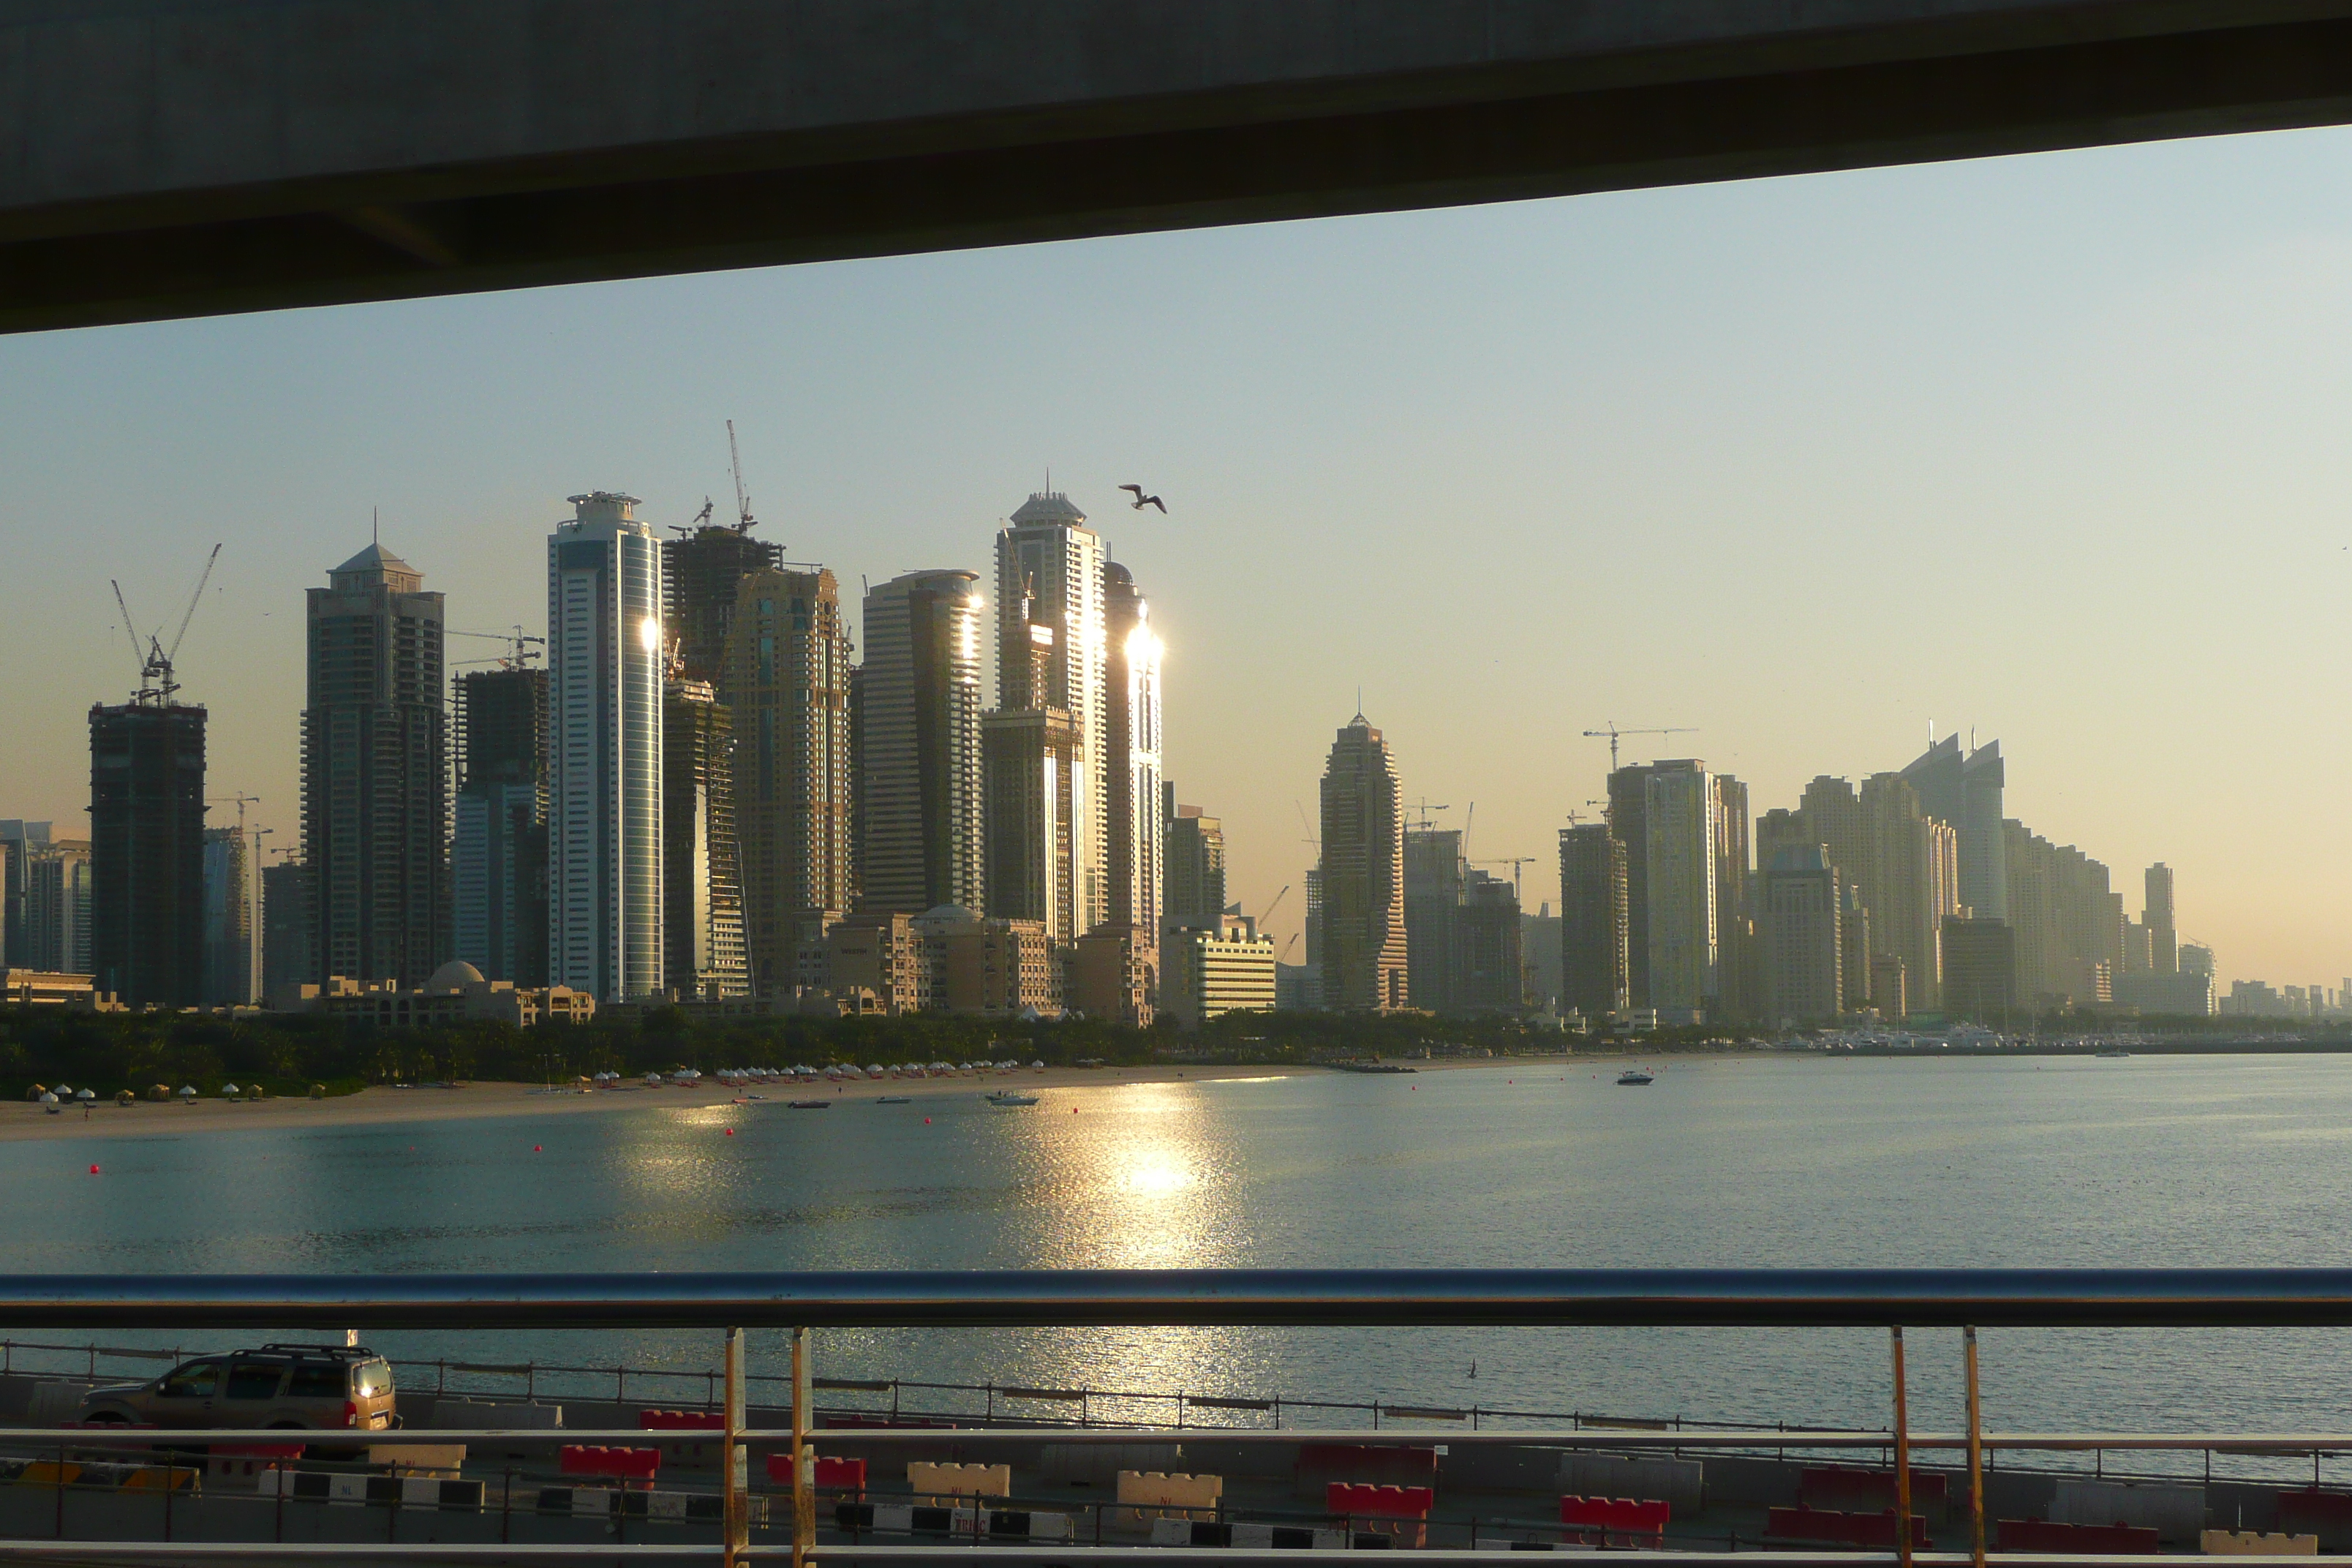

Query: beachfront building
left=857, top=570, right=986, bottom=916
left=293, top=962, right=595, bottom=1028
left=1162, top=914, right=1278, bottom=1028
left=1318, top=712, right=1407, bottom=1011
left=548, top=492, right=664, bottom=1003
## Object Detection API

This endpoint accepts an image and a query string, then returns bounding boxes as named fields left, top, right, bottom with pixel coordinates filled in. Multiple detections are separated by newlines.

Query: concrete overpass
left=7, top=1, right=2352, bottom=333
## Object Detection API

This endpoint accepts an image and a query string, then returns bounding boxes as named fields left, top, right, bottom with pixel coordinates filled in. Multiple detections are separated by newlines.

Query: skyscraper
left=302, top=538, right=448, bottom=987
left=1899, top=734, right=2008, bottom=921
left=200, top=823, right=253, bottom=1006
left=1712, top=774, right=1752, bottom=1021
left=89, top=698, right=206, bottom=1007
left=452, top=666, right=549, bottom=985
left=858, top=570, right=985, bottom=915
left=663, top=521, right=783, bottom=687
left=21, top=838, right=92, bottom=977
left=1403, top=826, right=1465, bottom=1013
left=725, top=566, right=853, bottom=989
left=1101, top=562, right=1163, bottom=979
left=1558, top=823, right=1627, bottom=1020
left=1759, top=845, right=1841, bottom=1024
left=994, top=491, right=1107, bottom=929
left=662, top=673, right=750, bottom=998
left=548, top=491, right=665, bottom=1002
left=1161, top=785, right=1226, bottom=933
left=2145, top=862, right=2177, bottom=974
left=1318, top=713, right=1406, bottom=1011
left=1605, top=765, right=1656, bottom=1006
left=260, top=859, right=313, bottom=1000
left=0, top=821, right=45, bottom=966
left=1643, top=761, right=1718, bottom=1017
left=984, top=576, right=1082, bottom=942
left=1452, top=868, right=1523, bottom=1013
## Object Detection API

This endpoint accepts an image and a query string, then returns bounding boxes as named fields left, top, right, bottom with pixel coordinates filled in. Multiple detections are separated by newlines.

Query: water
left=11, top=1054, right=2352, bottom=1452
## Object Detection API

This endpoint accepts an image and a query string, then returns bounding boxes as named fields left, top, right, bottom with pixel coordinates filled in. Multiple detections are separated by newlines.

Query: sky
left=3, top=124, right=2351, bottom=989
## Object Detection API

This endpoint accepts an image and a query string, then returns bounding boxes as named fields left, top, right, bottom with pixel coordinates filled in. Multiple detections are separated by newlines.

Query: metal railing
left=5, top=1268, right=2352, bottom=1564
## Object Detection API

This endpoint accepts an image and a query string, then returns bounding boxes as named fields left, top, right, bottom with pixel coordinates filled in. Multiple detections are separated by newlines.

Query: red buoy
left=533, top=1145, right=543, bottom=1152
left=88, top=1164, right=99, bottom=1175
left=725, top=1128, right=734, bottom=1136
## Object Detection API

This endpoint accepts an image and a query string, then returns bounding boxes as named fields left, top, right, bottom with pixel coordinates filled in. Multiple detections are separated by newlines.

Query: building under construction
left=662, top=674, right=749, bottom=999
left=88, top=698, right=206, bottom=1008
left=452, top=664, right=549, bottom=986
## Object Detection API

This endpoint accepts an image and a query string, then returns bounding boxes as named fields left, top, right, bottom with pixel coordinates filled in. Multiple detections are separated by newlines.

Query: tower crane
left=449, top=627, right=546, bottom=668
left=1406, top=797, right=1450, bottom=832
left=113, top=543, right=222, bottom=704
left=1582, top=721, right=1696, bottom=772
left=727, top=418, right=757, bottom=534
left=1259, top=883, right=1291, bottom=932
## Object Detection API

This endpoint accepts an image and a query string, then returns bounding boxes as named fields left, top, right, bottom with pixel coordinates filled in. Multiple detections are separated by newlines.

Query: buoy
left=533, top=1145, right=542, bottom=1153
left=88, top=1164, right=99, bottom=1175
left=724, top=1128, right=734, bottom=1136
left=923, top=1117, right=931, bottom=1125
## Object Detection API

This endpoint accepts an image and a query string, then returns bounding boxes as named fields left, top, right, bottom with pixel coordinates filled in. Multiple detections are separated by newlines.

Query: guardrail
left=6, top=1269, right=2352, bottom=1566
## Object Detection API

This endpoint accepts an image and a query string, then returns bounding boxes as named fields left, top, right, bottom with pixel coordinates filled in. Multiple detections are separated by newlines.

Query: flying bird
left=1119, top=484, right=1167, bottom=513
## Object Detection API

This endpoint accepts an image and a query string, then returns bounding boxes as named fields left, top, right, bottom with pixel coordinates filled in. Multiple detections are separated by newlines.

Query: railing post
left=1890, top=1327, right=1912, bottom=1568
left=723, top=1325, right=749, bottom=1568
left=1964, top=1325, right=1986, bottom=1568
left=792, top=1324, right=814, bottom=1568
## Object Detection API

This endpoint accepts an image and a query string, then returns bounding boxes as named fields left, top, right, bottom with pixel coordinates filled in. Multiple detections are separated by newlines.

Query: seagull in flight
left=1119, top=484, right=1167, bottom=513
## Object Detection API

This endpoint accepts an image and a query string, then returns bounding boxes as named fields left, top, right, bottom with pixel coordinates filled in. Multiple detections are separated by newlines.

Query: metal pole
left=723, top=1326, right=749, bottom=1568
left=791, top=1325, right=814, bottom=1568
left=1891, top=1326, right=1912, bottom=1568
left=1964, top=1326, right=1985, bottom=1568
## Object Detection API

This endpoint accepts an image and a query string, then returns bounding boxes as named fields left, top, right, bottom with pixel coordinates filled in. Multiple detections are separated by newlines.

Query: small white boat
left=984, top=1090, right=1040, bottom=1107
left=876, top=1095, right=912, bottom=1104
left=1616, top=1069, right=1655, bottom=1085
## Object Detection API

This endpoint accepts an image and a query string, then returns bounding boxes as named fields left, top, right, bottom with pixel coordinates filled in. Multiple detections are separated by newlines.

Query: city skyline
left=7, top=124, right=2352, bottom=986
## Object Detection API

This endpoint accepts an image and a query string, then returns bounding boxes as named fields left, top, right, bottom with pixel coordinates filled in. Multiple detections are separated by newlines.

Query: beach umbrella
left=178, top=1085, right=197, bottom=1099
left=221, top=1083, right=241, bottom=1097
left=38, top=1092, right=58, bottom=1107
left=75, top=1088, right=96, bottom=1103
left=53, top=1083, right=72, bottom=1097
left=1031, top=1060, right=1045, bottom=1069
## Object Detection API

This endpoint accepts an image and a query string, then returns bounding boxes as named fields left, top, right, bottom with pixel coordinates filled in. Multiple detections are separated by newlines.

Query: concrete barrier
left=2204, top=1529, right=2319, bottom=1555
left=1558, top=1452, right=1703, bottom=1514
left=1118, top=1469, right=1223, bottom=1520
left=908, top=1460, right=1009, bottom=1502
left=2051, top=1479, right=2205, bottom=1543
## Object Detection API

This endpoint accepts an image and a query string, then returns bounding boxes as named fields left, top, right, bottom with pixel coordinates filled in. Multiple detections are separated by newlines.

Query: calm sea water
left=12, top=1054, right=2352, bottom=1444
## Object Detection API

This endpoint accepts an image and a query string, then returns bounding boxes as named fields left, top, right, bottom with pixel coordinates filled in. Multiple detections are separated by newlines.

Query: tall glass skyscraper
left=857, top=570, right=984, bottom=915
left=548, top=492, right=664, bottom=1002
left=1318, top=713, right=1406, bottom=1011
left=992, top=492, right=1107, bottom=931
left=1102, top=561, right=1162, bottom=973
left=452, top=665, right=548, bottom=985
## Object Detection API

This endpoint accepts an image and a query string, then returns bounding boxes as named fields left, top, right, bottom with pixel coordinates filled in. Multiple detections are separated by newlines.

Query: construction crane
left=448, top=627, right=546, bottom=668
left=1472, top=856, right=1536, bottom=903
left=669, top=497, right=717, bottom=537
left=1260, top=884, right=1291, bottom=930
left=726, top=419, right=757, bottom=534
left=1563, top=799, right=1605, bottom=828
left=1405, top=797, right=1450, bottom=832
left=1583, top=721, right=1696, bottom=772
left=113, top=543, right=222, bottom=704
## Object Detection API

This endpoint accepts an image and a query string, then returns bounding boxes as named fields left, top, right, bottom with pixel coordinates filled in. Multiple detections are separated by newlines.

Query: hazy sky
left=4, top=124, right=2350, bottom=987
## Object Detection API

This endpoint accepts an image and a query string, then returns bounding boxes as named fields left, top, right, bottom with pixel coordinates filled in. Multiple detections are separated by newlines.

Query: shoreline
left=0, top=1060, right=1380, bottom=1144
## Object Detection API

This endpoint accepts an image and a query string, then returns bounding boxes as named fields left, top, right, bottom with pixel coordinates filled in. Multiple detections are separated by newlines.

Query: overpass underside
left=6, top=1, right=2352, bottom=333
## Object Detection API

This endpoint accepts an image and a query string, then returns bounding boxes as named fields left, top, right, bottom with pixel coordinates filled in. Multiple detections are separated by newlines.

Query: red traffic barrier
left=638, top=1409, right=725, bottom=1431
left=2278, top=1490, right=2352, bottom=1545
left=559, top=1444, right=659, bottom=1482
left=1327, top=1482, right=1433, bottom=1518
left=766, top=1455, right=869, bottom=1489
left=1997, top=1519, right=2160, bottom=1554
left=1561, top=1496, right=1670, bottom=1537
left=1798, top=1465, right=1948, bottom=1513
left=1765, top=1507, right=1930, bottom=1549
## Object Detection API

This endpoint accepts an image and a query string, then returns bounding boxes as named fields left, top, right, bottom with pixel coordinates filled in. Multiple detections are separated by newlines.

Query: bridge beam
left=5, top=1, right=2352, bottom=332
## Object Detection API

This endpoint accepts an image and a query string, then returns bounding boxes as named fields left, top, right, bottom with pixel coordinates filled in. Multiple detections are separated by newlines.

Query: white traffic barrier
left=837, top=1502, right=1072, bottom=1541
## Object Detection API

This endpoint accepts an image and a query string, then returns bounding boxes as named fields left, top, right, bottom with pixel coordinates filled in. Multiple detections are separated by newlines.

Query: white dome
left=427, top=960, right=486, bottom=990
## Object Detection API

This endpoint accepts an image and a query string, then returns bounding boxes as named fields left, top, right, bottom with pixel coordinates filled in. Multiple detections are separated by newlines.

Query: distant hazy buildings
left=1403, top=826, right=1464, bottom=1013
left=1557, top=823, right=1627, bottom=1020
left=724, top=566, right=853, bottom=990
left=1318, top=713, right=1406, bottom=1011
left=1605, top=765, right=1657, bottom=1007
left=452, top=666, right=549, bottom=986
left=2, top=823, right=91, bottom=977
left=89, top=697, right=206, bottom=1007
left=548, top=491, right=664, bottom=1003
left=660, top=672, right=749, bottom=999
left=1452, top=869, right=1523, bottom=1013
left=1642, top=761, right=1718, bottom=1020
left=857, top=570, right=984, bottom=916
left=2144, top=862, right=2176, bottom=974
left=2004, top=821, right=2122, bottom=1010
left=1759, top=846, right=1841, bottom=1024
left=302, top=540, right=448, bottom=988
left=261, top=860, right=312, bottom=1001
left=1940, top=915, right=2016, bottom=1019
left=200, top=823, right=253, bottom=1006
left=1900, top=735, right=2008, bottom=921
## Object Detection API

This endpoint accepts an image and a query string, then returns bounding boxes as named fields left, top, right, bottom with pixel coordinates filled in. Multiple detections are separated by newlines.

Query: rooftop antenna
left=372, top=506, right=378, bottom=546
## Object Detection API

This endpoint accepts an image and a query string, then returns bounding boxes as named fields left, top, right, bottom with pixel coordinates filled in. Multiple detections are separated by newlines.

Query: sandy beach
left=0, top=1060, right=1398, bottom=1143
